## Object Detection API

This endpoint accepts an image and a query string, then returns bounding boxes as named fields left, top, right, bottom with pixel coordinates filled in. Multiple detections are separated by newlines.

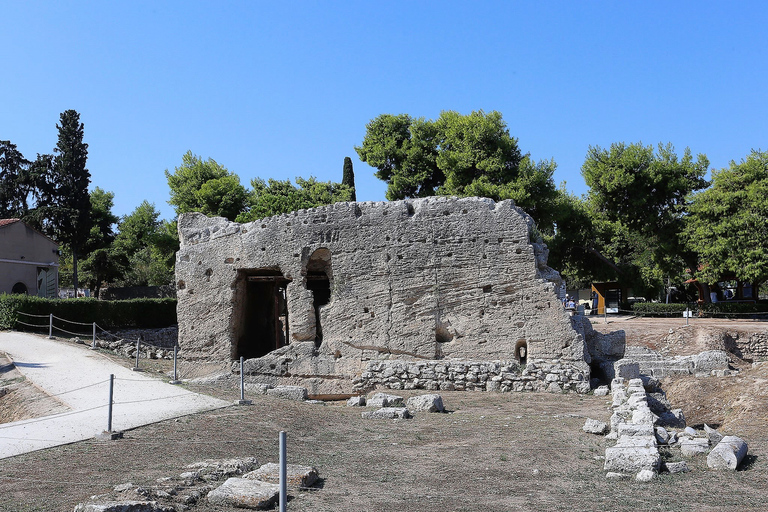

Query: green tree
left=0, top=140, right=35, bottom=218
left=37, top=110, right=92, bottom=292
left=236, top=177, right=354, bottom=223
left=165, top=151, right=247, bottom=220
left=355, top=110, right=559, bottom=233
left=342, top=156, right=356, bottom=201
left=686, top=150, right=768, bottom=284
left=80, top=188, right=120, bottom=296
left=113, top=201, right=177, bottom=286
left=577, top=142, right=709, bottom=296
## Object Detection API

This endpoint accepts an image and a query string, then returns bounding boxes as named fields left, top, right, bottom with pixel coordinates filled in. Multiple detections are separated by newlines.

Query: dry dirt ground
left=0, top=319, right=767, bottom=512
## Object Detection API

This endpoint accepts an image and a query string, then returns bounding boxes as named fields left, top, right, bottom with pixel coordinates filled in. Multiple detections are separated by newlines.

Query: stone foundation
left=353, top=358, right=590, bottom=393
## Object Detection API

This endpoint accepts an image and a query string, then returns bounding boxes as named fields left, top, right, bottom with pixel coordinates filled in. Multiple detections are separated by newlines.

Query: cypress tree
left=342, top=156, right=356, bottom=201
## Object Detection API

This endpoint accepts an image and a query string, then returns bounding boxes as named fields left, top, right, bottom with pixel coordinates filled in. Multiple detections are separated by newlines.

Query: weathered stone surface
left=367, top=393, right=404, bottom=408
left=244, top=462, right=319, bottom=488
left=185, top=458, right=259, bottom=481
left=635, top=469, right=656, bottom=482
left=265, top=386, right=308, bottom=401
left=658, top=408, right=686, bottom=428
left=707, top=436, right=748, bottom=470
left=655, top=426, right=670, bottom=444
left=663, top=461, right=690, bottom=474
left=207, top=478, right=279, bottom=509
left=604, top=435, right=660, bottom=473
left=73, top=503, right=175, bottom=512
left=605, top=472, right=630, bottom=480
left=406, top=394, right=445, bottom=412
left=346, top=395, right=366, bottom=406
left=618, top=423, right=654, bottom=437
left=704, top=424, right=724, bottom=446
left=680, top=437, right=710, bottom=457
left=361, top=407, right=412, bottom=419
left=175, top=197, right=589, bottom=393
left=593, top=385, right=610, bottom=396
left=583, top=418, right=609, bottom=435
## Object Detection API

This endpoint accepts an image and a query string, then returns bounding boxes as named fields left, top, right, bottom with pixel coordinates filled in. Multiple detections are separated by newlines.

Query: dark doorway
left=11, top=282, right=27, bottom=294
left=305, top=248, right=332, bottom=347
left=236, top=271, right=290, bottom=359
left=514, top=339, right=528, bottom=366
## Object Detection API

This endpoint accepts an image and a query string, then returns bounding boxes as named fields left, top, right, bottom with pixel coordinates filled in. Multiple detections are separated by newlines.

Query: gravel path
left=0, top=331, right=230, bottom=459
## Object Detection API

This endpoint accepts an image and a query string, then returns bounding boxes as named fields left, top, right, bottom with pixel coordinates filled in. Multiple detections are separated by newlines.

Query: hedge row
left=0, top=295, right=177, bottom=331
left=631, top=301, right=768, bottom=318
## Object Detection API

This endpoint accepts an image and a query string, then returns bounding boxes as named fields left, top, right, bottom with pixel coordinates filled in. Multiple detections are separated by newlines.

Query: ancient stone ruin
left=175, top=196, right=590, bottom=393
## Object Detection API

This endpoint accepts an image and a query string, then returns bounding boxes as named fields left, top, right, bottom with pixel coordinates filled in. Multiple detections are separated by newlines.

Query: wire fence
left=578, top=305, right=768, bottom=322
left=13, top=311, right=176, bottom=352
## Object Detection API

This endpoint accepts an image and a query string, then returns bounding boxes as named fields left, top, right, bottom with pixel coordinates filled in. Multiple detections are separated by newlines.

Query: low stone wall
left=735, top=332, right=768, bottom=360
left=353, top=358, right=590, bottom=394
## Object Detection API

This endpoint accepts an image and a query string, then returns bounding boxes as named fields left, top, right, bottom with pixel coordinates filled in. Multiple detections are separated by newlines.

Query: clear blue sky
left=3, top=1, right=767, bottom=221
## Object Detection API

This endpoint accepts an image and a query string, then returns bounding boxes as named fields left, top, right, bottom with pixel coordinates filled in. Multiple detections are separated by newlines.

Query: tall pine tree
left=39, top=110, right=92, bottom=292
left=342, top=156, right=356, bottom=201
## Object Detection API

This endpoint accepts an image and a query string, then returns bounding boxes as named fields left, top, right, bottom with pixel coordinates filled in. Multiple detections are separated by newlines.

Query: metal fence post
left=91, top=322, right=97, bottom=349
left=170, top=345, right=181, bottom=384
left=133, top=336, right=141, bottom=371
left=236, top=356, right=252, bottom=405
left=48, top=314, right=53, bottom=339
left=107, top=373, right=114, bottom=432
left=279, top=431, right=287, bottom=512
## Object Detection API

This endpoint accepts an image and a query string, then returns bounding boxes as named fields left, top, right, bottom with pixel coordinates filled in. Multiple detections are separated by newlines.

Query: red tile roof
left=0, top=218, right=21, bottom=228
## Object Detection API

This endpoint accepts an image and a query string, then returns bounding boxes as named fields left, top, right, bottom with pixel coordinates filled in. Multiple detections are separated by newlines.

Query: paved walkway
left=0, top=331, right=230, bottom=459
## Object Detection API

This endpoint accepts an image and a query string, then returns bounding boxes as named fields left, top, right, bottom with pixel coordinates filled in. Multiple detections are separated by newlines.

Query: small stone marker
left=707, top=436, right=748, bottom=470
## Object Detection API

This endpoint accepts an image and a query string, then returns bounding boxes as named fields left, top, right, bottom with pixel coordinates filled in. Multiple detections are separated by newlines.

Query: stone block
left=73, top=503, right=176, bottom=512
left=604, top=438, right=660, bottom=473
left=663, top=461, right=690, bottom=474
left=583, top=418, right=609, bottom=435
left=704, top=424, right=724, bottom=446
left=614, top=361, right=640, bottom=381
left=245, top=463, right=319, bottom=488
left=593, top=385, right=610, bottom=396
left=618, top=423, right=654, bottom=438
left=361, top=407, right=412, bottom=419
left=207, top=478, right=279, bottom=509
left=346, top=395, right=366, bottom=406
left=406, top=394, right=445, bottom=413
left=367, top=392, right=404, bottom=408
left=680, top=437, right=709, bottom=457
left=707, top=436, right=748, bottom=470
left=266, top=386, right=308, bottom=401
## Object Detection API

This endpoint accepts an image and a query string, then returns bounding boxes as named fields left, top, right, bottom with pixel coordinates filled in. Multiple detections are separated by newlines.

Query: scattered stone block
left=658, top=409, right=686, bottom=428
left=583, top=418, right=609, bottom=435
left=614, top=360, right=640, bottom=380
left=245, top=383, right=272, bottom=394
left=346, top=395, right=366, bottom=406
left=73, top=502, right=176, bottom=512
left=680, top=437, right=709, bottom=457
left=245, top=462, right=319, bottom=488
left=406, top=394, right=445, bottom=413
left=185, top=458, right=259, bottom=481
left=593, top=385, right=610, bottom=396
left=605, top=472, right=630, bottom=480
left=683, top=426, right=698, bottom=437
left=366, top=392, right=404, bottom=408
left=704, top=424, right=724, bottom=446
left=663, top=461, right=690, bottom=474
left=361, top=407, right=411, bottom=419
left=707, top=436, right=748, bottom=470
left=575, top=382, right=591, bottom=394
left=654, top=426, right=670, bottom=444
left=635, top=469, right=656, bottom=482
left=207, top=478, right=279, bottom=509
left=618, top=423, right=654, bottom=437
left=604, top=437, right=660, bottom=473
left=266, top=386, right=308, bottom=401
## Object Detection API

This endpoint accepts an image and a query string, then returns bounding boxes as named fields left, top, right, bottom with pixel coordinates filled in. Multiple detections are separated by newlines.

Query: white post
left=91, top=322, right=97, bottom=348
left=279, top=431, right=287, bottom=512
left=235, top=356, right=252, bottom=405
left=48, top=313, right=53, bottom=339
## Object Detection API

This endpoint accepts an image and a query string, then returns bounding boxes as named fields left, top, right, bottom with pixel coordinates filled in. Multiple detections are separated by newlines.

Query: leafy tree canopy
left=685, top=149, right=768, bottom=283
left=342, top=156, right=356, bottom=201
left=236, top=177, right=354, bottom=223
left=355, top=110, right=558, bottom=233
left=0, top=140, right=34, bottom=218
left=165, top=151, right=247, bottom=221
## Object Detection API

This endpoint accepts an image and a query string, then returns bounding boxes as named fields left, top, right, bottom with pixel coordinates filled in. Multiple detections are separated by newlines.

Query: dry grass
left=0, top=320, right=767, bottom=512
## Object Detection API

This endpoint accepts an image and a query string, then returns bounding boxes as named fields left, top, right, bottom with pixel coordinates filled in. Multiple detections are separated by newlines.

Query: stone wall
left=353, top=358, right=590, bottom=394
left=176, top=197, right=589, bottom=393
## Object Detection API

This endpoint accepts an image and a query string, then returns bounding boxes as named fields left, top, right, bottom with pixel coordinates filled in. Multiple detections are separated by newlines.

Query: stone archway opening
left=11, top=282, right=27, bottom=294
left=306, top=248, right=332, bottom=348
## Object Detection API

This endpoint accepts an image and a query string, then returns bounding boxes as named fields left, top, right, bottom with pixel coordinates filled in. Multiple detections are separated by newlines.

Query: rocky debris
left=361, top=407, right=412, bottom=419
left=593, top=385, right=610, bottom=396
left=207, top=478, right=280, bottom=509
left=245, top=463, right=319, bottom=488
left=663, top=461, right=690, bottom=474
left=346, top=395, right=366, bottom=406
left=707, top=436, right=749, bottom=470
left=406, top=394, right=445, bottom=412
left=357, top=358, right=589, bottom=394
left=184, top=457, right=259, bottom=481
left=605, top=472, right=631, bottom=480
left=266, top=385, right=308, bottom=401
left=679, top=437, right=709, bottom=457
left=73, top=502, right=176, bottom=512
left=74, top=456, right=320, bottom=511
left=366, top=392, right=404, bottom=408
left=704, top=424, right=724, bottom=445
left=583, top=418, right=609, bottom=435
left=621, top=346, right=732, bottom=378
